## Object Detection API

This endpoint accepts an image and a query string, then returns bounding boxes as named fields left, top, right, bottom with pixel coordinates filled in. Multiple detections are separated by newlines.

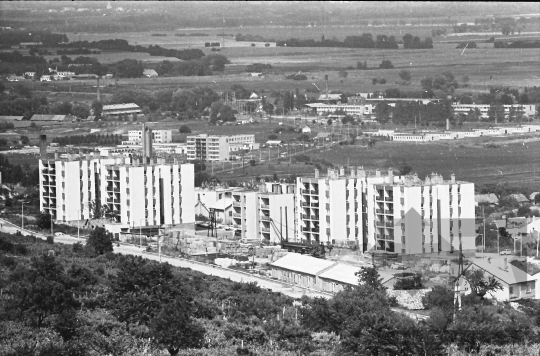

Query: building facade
left=232, top=182, right=295, bottom=244
left=452, top=104, right=536, bottom=119
left=39, top=154, right=194, bottom=228
left=187, top=134, right=255, bottom=161
left=128, top=130, right=172, bottom=143
left=296, top=168, right=476, bottom=255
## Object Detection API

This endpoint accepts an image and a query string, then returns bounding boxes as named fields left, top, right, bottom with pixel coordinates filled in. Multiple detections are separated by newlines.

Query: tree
left=464, top=269, right=503, bottom=299
left=150, top=297, right=206, bottom=355
left=422, top=285, right=454, bottom=310
left=268, top=134, right=278, bottom=140
left=6, top=255, right=79, bottom=327
left=87, top=227, right=114, bottom=255
left=209, top=101, right=236, bottom=124
left=179, top=125, right=191, bottom=133
left=355, top=266, right=385, bottom=291
left=20, top=135, right=29, bottom=145
left=71, top=104, right=90, bottom=119
left=91, top=100, right=103, bottom=117
left=115, top=59, right=144, bottom=78
left=393, top=273, right=424, bottom=290
left=379, top=60, right=394, bottom=69
left=36, top=211, right=52, bottom=229
left=398, top=69, right=412, bottom=83
left=398, top=163, right=412, bottom=176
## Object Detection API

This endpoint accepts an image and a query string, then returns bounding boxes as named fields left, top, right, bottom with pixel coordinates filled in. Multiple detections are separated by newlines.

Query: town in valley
left=1, top=1, right=540, bottom=355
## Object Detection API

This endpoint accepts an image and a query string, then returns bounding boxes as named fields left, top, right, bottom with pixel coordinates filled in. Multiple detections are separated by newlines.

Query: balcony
left=311, top=227, right=319, bottom=233
left=386, top=209, right=394, bottom=214
left=232, top=213, right=241, bottom=218
left=261, top=227, right=270, bottom=233
left=311, top=202, right=319, bottom=208
left=301, top=202, right=310, bottom=207
left=385, top=221, right=394, bottom=228
left=260, top=204, right=270, bottom=210
left=311, top=215, right=320, bottom=220
left=311, top=190, right=319, bottom=194
left=302, top=214, right=309, bottom=219
left=260, top=215, right=271, bottom=221
left=301, top=189, right=309, bottom=194
left=302, top=227, right=311, bottom=232
left=233, top=201, right=241, bottom=207
left=376, top=209, right=384, bottom=214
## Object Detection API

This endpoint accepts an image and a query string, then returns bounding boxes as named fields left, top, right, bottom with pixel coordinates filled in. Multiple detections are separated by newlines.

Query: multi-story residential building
left=39, top=154, right=195, bottom=228
left=452, top=104, right=536, bottom=119
left=296, top=167, right=475, bottom=255
left=128, top=130, right=172, bottom=143
left=102, top=103, right=142, bottom=116
left=232, top=182, right=295, bottom=244
left=187, top=134, right=255, bottom=161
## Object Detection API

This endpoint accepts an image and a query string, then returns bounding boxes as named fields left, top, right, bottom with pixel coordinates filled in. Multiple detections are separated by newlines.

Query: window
left=527, top=283, right=532, bottom=293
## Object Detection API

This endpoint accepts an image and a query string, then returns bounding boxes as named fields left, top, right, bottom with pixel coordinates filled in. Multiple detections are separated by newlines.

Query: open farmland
left=291, top=133, right=540, bottom=190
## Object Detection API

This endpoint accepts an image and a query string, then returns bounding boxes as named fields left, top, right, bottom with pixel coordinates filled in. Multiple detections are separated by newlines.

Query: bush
left=179, top=124, right=192, bottom=133
left=379, top=60, right=394, bottom=69
left=46, top=235, right=54, bottom=244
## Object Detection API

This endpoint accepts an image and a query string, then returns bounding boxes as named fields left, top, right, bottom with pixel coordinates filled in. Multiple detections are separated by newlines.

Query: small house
left=509, top=193, right=530, bottom=207
left=474, top=193, right=499, bottom=207
left=301, top=126, right=312, bottom=134
left=457, top=259, right=538, bottom=302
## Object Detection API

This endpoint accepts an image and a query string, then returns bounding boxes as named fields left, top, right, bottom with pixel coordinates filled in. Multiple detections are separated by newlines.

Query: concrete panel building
left=296, top=167, right=476, bottom=256
left=128, top=130, right=172, bottom=143
left=40, top=154, right=194, bottom=229
left=232, top=182, right=295, bottom=244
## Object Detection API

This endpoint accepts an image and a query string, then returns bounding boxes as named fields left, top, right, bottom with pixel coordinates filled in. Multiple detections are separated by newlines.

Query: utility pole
left=482, top=205, right=485, bottom=253
left=21, top=202, right=24, bottom=230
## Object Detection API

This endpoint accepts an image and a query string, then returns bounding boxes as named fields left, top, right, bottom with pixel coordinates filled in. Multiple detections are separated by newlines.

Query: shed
left=30, top=115, right=67, bottom=125
left=266, top=140, right=283, bottom=147
left=270, top=253, right=337, bottom=289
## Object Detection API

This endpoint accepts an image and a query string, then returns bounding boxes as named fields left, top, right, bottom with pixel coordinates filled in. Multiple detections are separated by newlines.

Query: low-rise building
left=457, top=259, right=537, bottom=302
left=143, top=69, right=158, bottom=78
left=30, top=115, right=68, bottom=126
left=128, top=130, right=172, bottom=143
left=187, top=134, right=255, bottom=161
left=452, top=104, right=537, bottom=119
left=102, top=103, right=142, bottom=116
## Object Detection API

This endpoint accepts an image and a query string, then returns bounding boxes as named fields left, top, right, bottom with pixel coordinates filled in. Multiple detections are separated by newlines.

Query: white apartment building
left=452, top=104, right=536, bottom=119
left=128, top=130, right=172, bottom=143
left=305, top=103, right=374, bottom=116
left=296, top=168, right=476, bottom=255
left=187, top=134, right=255, bottom=161
left=39, top=154, right=195, bottom=228
left=232, top=182, right=295, bottom=244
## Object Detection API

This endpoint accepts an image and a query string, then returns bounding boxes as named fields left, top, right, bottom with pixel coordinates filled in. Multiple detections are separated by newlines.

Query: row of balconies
left=301, top=189, right=319, bottom=195
left=233, top=201, right=241, bottom=207
left=301, top=214, right=320, bottom=220
left=301, top=202, right=319, bottom=207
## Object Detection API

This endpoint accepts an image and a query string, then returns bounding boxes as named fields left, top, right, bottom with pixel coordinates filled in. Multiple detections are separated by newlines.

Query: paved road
left=0, top=218, right=329, bottom=299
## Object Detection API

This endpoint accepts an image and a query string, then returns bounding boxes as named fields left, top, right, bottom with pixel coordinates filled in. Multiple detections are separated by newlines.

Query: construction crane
left=267, top=206, right=332, bottom=258
left=196, top=197, right=218, bottom=237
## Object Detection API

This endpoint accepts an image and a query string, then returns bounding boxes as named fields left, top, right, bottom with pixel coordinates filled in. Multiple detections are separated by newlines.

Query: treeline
left=235, top=33, right=275, bottom=42
left=61, top=39, right=205, bottom=61
left=494, top=40, right=540, bottom=49
left=155, top=54, right=230, bottom=77
left=56, top=48, right=101, bottom=55
left=0, top=154, right=39, bottom=187
left=1, top=232, right=539, bottom=355
left=52, top=134, right=122, bottom=146
left=276, top=33, right=432, bottom=49
left=0, top=30, right=68, bottom=47
left=0, top=51, right=48, bottom=64
left=375, top=100, right=454, bottom=126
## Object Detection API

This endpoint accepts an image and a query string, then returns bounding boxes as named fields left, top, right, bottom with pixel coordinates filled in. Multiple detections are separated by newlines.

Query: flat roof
left=271, top=253, right=336, bottom=275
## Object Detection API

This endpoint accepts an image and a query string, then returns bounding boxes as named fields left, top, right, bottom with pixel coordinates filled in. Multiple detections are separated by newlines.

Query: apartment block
left=187, top=134, right=255, bottom=161
left=232, top=182, right=295, bottom=244
left=128, top=130, right=172, bottom=143
left=39, top=154, right=195, bottom=228
left=452, top=104, right=536, bottom=119
left=296, top=168, right=475, bottom=255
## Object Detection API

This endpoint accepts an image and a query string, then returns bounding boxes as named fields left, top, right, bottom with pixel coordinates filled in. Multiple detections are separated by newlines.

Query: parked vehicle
left=500, top=249, right=512, bottom=255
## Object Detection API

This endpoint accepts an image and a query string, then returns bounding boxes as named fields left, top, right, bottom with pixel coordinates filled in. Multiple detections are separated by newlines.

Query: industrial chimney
left=145, top=127, right=153, bottom=159
left=141, top=123, right=146, bottom=162
left=39, top=135, right=47, bottom=158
